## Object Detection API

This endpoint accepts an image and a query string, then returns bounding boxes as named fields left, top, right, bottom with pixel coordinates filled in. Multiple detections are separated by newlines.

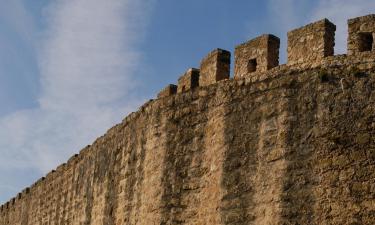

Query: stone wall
left=199, top=49, right=231, bottom=87
left=177, top=68, right=200, bottom=93
left=158, top=84, right=177, bottom=98
left=348, top=14, right=375, bottom=55
left=1, top=14, right=375, bottom=225
left=287, top=19, right=336, bottom=66
left=234, top=34, right=280, bottom=79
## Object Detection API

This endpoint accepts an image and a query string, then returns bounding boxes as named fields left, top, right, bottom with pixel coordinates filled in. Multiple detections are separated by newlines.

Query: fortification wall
left=1, top=14, right=375, bottom=225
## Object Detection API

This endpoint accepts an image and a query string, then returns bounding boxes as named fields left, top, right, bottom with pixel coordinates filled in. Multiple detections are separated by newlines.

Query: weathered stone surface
left=200, top=48, right=231, bottom=87
left=2, top=14, right=375, bottom=225
left=177, top=68, right=200, bottom=93
left=234, top=34, right=280, bottom=79
left=158, top=84, right=177, bottom=98
left=288, top=19, right=336, bottom=66
left=348, top=14, right=375, bottom=55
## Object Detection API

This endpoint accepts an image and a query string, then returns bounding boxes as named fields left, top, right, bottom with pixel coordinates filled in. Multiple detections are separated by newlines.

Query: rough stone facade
left=287, top=19, right=336, bottom=66
left=1, top=14, right=375, bottom=225
left=158, top=84, right=177, bottom=98
left=234, top=34, right=280, bottom=79
left=348, top=14, right=375, bottom=55
left=199, top=49, right=231, bottom=87
left=177, top=68, right=200, bottom=93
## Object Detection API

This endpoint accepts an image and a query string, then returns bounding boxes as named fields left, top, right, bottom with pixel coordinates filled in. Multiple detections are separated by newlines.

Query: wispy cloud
left=0, top=0, right=154, bottom=202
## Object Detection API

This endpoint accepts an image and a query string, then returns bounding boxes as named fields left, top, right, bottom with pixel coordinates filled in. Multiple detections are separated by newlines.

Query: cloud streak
left=0, top=0, right=154, bottom=202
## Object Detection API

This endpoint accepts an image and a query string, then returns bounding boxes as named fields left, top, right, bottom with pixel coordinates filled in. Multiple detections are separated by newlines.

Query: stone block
left=177, top=68, right=200, bottom=93
left=287, top=19, right=335, bottom=65
left=200, top=48, right=231, bottom=86
left=157, top=84, right=177, bottom=98
left=348, top=14, right=375, bottom=55
left=234, top=34, right=280, bottom=79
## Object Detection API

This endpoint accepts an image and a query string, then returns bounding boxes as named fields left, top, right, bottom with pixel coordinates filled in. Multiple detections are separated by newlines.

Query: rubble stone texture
left=1, top=15, right=375, bottom=225
left=287, top=19, right=336, bottom=66
left=177, top=68, right=200, bottom=93
left=200, top=49, right=231, bottom=87
left=234, top=34, right=280, bottom=79
left=158, top=84, right=177, bottom=98
left=348, top=14, right=375, bottom=55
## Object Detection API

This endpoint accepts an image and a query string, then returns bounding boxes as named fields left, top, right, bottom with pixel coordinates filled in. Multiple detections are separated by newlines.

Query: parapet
left=234, top=34, right=280, bottom=79
left=158, top=84, right=177, bottom=98
left=348, top=14, right=375, bottom=55
left=287, top=19, right=335, bottom=65
left=177, top=68, right=200, bottom=93
left=200, top=48, right=231, bottom=86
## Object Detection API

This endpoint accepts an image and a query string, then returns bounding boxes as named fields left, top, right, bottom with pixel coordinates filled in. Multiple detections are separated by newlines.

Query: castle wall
left=2, top=55, right=375, bottom=224
left=234, top=34, right=280, bottom=79
left=177, top=68, right=200, bottom=93
left=287, top=19, right=336, bottom=66
left=158, top=84, right=177, bottom=98
left=199, top=48, right=231, bottom=87
left=348, top=14, right=375, bottom=55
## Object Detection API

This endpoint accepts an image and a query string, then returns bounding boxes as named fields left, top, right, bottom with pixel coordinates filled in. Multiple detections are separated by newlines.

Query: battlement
left=200, top=48, right=231, bottom=86
left=287, top=19, right=336, bottom=66
left=177, top=68, right=200, bottom=93
left=234, top=34, right=280, bottom=79
left=348, top=14, right=375, bottom=55
left=156, top=14, right=375, bottom=98
left=158, top=84, right=177, bottom=98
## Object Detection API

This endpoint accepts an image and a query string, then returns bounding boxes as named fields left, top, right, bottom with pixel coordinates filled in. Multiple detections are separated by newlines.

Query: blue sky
left=0, top=0, right=374, bottom=203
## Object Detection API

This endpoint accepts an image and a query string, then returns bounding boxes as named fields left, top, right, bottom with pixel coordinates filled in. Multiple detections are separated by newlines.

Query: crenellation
left=32, top=177, right=45, bottom=189
left=234, top=34, right=280, bottom=79
left=22, top=187, right=30, bottom=195
left=200, top=48, right=231, bottom=86
left=348, top=14, right=375, bottom=55
left=287, top=19, right=336, bottom=66
left=56, top=163, right=66, bottom=173
left=177, top=68, right=200, bottom=93
left=66, top=154, right=79, bottom=167
left=78, top=145, right=91, bottom=156
left=158, top=84, right=177, bottom=98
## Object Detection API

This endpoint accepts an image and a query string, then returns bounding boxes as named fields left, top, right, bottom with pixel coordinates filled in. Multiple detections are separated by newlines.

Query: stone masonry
left=158, top=84, right=177, bottom=98
left=287, top=19, right=336, bottom=66
left=199, top=48, right=231, bottom=87
left=177, top=68, right=200, bottom=93
left=1, top=14, right=375, bottom=225
left=348, top=14, right=375, bottom=55
left=234, top=34, right=280, bottom=79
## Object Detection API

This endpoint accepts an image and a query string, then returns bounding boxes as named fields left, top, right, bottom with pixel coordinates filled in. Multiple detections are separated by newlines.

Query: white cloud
left=0, top=0, right=154, bottom=200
